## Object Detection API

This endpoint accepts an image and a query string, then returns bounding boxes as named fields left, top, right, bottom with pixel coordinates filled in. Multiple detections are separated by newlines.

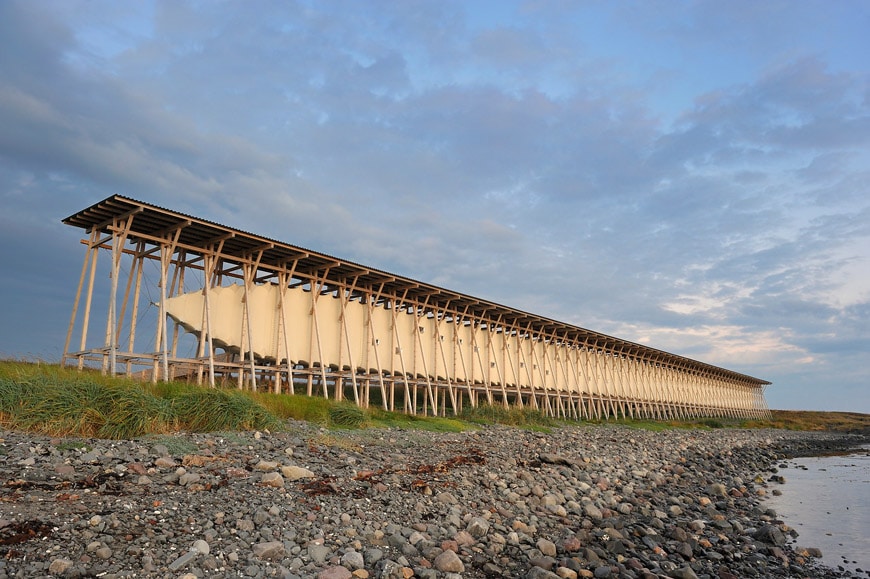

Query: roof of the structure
left=63, top=195, right=771, bottom=386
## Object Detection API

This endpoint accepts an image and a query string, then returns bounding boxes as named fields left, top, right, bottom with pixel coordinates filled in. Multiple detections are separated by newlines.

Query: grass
left=0, top=361, right=278, bottom=439
left=459, top=403, right=561, bottom=431
left=55, top=440, right=91, bottom=452
left=742, top=410, right=870, bottom=432
left=1, top=360, right=867, bottom=439
left=606, top=411, right=870, bottom=433
left=250, top=391, right=333, bottom=424
left=0, top=360, right=476, bottom=438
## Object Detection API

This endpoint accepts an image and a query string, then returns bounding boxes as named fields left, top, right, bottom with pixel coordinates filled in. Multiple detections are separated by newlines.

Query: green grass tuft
left=170, top=389, right=281, bottom=432
left=0, top=361, right=280, bottom=439
left=329, top=403, right=367, bottom=428
left=460, top=403, right=557, bottom=428
left=250, top=392, right=333, bottom=424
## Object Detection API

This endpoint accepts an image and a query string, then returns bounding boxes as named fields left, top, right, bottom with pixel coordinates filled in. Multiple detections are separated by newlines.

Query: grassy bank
left=0, top=361, right=482, bottom=438
left=1, top=361, right=866, bottom=438
left=744, top=409, right=870, bottom=432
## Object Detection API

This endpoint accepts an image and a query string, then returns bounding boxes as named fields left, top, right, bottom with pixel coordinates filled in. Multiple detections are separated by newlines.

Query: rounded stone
left=318, top=566, right=353, bottom=579
left=192, top=539, right=210, bottom=555
left=48, top=559, right=74, bottom=574
left=260, top=472, right=285, bottom=487
left=537, top=538, right=557, bottom=557
left=434, top=550, right=465, bottom=573
left=341, top=549, right=365, bottom=570
left=282, top=465, right=316, bottom=480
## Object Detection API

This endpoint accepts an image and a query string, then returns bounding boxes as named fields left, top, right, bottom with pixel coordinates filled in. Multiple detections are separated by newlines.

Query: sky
left=0, top=0, right=868, bottom=413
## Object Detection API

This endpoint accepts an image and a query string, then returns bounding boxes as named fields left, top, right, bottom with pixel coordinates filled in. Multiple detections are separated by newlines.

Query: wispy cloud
left=0, top=0, right=867, bottom=411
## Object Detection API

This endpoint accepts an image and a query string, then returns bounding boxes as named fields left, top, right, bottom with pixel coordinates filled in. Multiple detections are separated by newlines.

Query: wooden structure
left=62, top=196, right=772, bottom=420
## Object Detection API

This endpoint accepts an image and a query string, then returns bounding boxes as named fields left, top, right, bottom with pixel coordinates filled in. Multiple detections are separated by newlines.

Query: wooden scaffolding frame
left=61, top=196, right=772, bottom=420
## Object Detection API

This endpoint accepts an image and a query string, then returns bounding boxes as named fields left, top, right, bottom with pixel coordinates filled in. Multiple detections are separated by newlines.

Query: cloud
left=0, top=0, right=867, bottom=411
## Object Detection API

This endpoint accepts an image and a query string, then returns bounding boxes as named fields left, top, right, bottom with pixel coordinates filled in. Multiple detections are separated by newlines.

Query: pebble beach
left=1, top=423, right=867, bottom=579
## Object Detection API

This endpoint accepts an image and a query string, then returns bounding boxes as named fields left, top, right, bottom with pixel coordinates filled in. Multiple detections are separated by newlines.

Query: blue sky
left=1, top=0, right=868, bottom=412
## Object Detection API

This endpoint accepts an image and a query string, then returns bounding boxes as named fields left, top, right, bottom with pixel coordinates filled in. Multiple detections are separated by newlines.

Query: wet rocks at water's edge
left=0, top=425, right=866, bottom=579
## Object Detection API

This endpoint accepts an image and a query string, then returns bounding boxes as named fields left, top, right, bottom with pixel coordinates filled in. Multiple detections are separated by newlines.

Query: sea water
left=763, top=445, right=870, bottom=576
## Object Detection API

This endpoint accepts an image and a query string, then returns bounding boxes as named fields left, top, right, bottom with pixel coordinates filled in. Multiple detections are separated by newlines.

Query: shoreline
left=762, top=444, right=870, bottom=576
left=1, top=424, right=868, bottom=578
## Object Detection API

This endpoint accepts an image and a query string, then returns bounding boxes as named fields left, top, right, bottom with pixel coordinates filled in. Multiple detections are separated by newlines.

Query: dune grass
left=742, top=410, right=870, bottom=432
left=0, top=361, right=476, bottom=438
left=459, top=402, right=559, bottom=430
left=1, top=360, right=866, bottom=439
left=0, top=361, right=279, bottom=438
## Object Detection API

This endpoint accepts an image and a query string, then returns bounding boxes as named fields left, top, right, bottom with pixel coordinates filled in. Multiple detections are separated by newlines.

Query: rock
left=467, top=516, right=490, bottom=537
left=155, top=456, right=177, bottom=468
left=254, top=459, right=279, bottom=471
left=669, top=566, right=699, bottom=579
left=319, top=566, right=353, bottom=579
left=282, top=465, right=316, bottom=480
left=562, top=535, right=583, bottom=552
left=435, top=491, right=457, bottom=504
left=540, top=453, right=575, bottom=466
left=179, top=472, right=201, bottom=486
left=584, top=504, right=603, bottom=520
left=675, top=541, right=693, bottom=558
left=433, top=550, right=465, bottom=573
left=593, top=565, right=612, bottom=578
left=528, top=568, right=562, bottom=579
left=453, top=530, right=475, bottom=546
left=309, top=543, right=332, bottom=564
left=537, top=538, right=557, bottom=557
left=253, top=508, right=270, bottom=525
left=192, top=539, right=210, bottom=555
left=375, top=559, right=407, bottom=579
left=260, top=472, right=285, bottom=487
left=754, top=524, right=786, bottom=546
left=48, top=558, right=74, bottom=574
left=168, top=550, right=199, bottom=571
left=0, top=418, right=860, bottom=579
left=341, top=550, right=365, bottom=570
left=530, top=556, right=557, bottom=570
left=253, top=540, right=286, bottom=560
